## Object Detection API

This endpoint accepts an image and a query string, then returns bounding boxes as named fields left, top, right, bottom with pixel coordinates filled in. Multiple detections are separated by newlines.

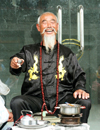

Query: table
left=12, top=123, right=90, bottom=130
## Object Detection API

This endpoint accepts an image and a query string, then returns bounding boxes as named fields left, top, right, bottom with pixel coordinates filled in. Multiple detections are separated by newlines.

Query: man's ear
left=36, top=24, right=40, bottom=32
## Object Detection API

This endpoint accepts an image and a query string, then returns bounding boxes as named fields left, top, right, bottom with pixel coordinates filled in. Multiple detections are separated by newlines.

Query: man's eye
left=51, top=21, right=56, bottom=24
left=42, top=21, right=47, bottom=24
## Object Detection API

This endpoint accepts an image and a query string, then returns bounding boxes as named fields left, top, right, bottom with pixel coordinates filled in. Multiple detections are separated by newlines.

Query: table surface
left=12, top=123, right=90, bottom=130
left=11, top=114, right=90, bottom=130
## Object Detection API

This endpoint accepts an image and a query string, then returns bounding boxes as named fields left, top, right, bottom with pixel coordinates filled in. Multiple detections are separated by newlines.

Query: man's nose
left=47, top=22, right=52, bottom=28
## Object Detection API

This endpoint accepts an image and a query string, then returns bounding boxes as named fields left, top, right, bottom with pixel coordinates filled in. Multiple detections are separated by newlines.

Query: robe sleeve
left=9, top=46, right=27, bottom=76
left=69, top=54, right=86, bottom=92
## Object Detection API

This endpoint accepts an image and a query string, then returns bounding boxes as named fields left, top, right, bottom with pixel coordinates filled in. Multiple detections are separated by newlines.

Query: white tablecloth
left=12, top=123, right=90, bottom=130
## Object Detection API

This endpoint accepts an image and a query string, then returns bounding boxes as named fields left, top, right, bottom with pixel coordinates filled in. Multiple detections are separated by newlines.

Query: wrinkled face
left=36, top=13, right=58, bottom=38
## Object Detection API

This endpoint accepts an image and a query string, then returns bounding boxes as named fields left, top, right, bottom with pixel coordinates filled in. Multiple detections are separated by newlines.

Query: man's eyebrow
left=51, top=19, right=56, bottom=22
left=42, top=19, right=56, bottom=23
left=42, top=20, right=46, bottom=23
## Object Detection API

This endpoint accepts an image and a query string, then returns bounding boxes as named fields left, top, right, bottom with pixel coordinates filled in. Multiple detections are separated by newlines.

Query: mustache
left=41, top=27, right=57, bottom=34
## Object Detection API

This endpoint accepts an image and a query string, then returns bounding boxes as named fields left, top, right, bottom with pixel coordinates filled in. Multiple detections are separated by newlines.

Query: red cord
left=40, top=41, right=59, bottom=120
left=14, top=115, right=24, bottom=126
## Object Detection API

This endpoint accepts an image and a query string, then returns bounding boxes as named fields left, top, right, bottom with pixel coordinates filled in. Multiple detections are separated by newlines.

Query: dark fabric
left=10, top=95, right=50, bottom=122
left=9, top=42, right=91, bottom=123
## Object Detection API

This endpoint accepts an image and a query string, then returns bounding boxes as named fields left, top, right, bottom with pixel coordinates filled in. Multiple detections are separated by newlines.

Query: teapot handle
left=21, top=110, right=33, bottom=117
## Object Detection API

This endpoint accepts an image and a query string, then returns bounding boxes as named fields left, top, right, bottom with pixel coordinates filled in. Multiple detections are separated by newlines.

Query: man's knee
left=10, top=96, right=24, bottom=109
left=79, top=98, right=91, bottom=109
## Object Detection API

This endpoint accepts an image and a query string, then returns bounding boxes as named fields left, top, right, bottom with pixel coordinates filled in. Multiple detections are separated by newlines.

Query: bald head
left=37, top=12, right=58, bottom=25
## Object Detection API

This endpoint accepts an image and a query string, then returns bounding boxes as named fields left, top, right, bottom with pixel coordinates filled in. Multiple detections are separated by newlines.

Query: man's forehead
left=40, top=13, right=57, bottom=22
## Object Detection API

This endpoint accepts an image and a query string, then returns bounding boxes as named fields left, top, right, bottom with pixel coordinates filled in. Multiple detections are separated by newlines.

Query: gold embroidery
left=28, top=55, right=39, bottom=80
left=28, top=55, right=66, bottom=81
left=55, top=55, right=66, bottom=80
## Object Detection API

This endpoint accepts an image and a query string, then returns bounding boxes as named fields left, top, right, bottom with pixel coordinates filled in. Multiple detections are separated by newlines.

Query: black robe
left=10, top=42, right=86, bottom=110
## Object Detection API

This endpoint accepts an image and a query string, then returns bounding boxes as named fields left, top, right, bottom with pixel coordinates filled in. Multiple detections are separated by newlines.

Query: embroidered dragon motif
left=55, top=55, right=66, bottom=81
left=28, top=55, right=39, bottom=80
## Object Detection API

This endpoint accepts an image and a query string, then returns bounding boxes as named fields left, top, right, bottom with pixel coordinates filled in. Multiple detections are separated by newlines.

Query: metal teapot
left=20, top=110, right=36, bottom=126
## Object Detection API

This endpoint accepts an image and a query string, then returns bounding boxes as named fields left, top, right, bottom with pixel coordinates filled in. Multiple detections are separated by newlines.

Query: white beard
left=44, top=34, right=56, bottom=53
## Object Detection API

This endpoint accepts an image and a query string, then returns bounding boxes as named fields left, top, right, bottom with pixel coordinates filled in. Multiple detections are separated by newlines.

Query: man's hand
left=7, top=110, right=13, bottom=122
left=10, top=57, right=24, bottom=69
left=73, top=89, right=90, bottom=99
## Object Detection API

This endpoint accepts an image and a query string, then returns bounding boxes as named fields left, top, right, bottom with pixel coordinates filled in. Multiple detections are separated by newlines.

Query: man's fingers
left=10, top=57, right=24, bottom=69
left=74, top=92, right=78, bottom=98
left=82, top=92, right=85, bottom=99
left=85, top=93, right=90, bottom=99
left=78, top=92, right=82, bottom=99
left=73, top=90, right=90, bottom=99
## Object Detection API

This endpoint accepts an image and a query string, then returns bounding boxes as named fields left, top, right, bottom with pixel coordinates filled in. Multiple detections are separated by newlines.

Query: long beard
left=44, top=35, right=56, bottom=53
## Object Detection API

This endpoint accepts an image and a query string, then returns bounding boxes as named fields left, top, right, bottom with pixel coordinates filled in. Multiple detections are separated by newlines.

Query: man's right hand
left=10, top=57, right=24, bottom=69
left=7, top=110, right=14, bottom=122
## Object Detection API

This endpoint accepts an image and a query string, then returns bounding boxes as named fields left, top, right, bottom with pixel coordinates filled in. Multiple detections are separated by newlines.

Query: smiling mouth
left=41, top=28, right=57, bottom=35
left=45, top=29, right=54, bottom=33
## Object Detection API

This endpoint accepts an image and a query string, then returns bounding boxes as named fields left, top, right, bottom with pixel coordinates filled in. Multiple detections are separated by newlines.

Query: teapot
left=20, top=110, right=36, bottom=126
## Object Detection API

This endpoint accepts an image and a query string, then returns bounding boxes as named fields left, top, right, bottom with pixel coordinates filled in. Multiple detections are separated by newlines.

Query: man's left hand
left=73, top=89, right=90, bottom=99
